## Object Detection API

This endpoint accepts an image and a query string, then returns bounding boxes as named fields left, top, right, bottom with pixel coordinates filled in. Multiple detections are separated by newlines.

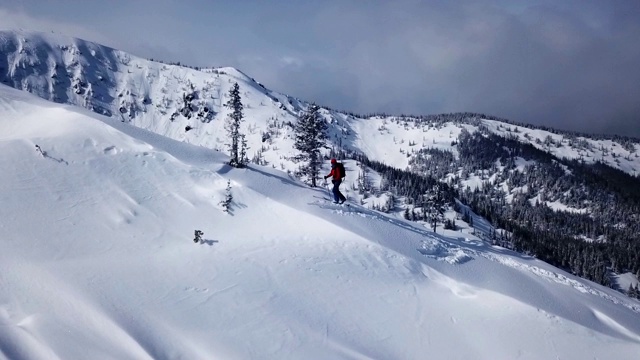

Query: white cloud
left=0, top=8, right=113, bottom=47
left=279, top=56, right=304, bottom=69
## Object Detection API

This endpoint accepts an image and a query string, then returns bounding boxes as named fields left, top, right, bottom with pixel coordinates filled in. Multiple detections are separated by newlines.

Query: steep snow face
left=0, top=30, right=124, bottom=116
left=1, top=30, right=639, bottom=180
left=0, top=30, right=303, bottom=159
left=1, top=85, right=640, bottom=359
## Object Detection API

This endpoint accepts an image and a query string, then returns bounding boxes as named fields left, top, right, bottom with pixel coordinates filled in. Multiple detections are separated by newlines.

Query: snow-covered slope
left=0, top=30, right=317, bottom=173
left=2, top=29, right=639, bottom=180
left=1, top=85, right=640, bottom=359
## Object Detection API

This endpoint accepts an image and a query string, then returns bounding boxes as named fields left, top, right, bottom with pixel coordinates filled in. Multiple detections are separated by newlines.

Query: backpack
left=337, top=162, right=346, bottom=178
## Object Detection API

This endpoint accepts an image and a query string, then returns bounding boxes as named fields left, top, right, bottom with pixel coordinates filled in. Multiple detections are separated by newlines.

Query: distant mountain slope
left=1, top=30, right=638, bottom=176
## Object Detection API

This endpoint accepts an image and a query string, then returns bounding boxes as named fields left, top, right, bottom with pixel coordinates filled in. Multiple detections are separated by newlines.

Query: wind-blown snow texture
left=1, top=84, right=640, bottom=359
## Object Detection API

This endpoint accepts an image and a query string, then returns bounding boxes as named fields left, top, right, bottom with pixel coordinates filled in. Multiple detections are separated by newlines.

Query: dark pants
left=332, top=179, right=347, bottom=203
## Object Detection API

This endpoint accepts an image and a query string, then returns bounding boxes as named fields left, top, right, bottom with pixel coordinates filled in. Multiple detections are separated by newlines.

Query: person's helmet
left=330, top=158, right=337, bottom=164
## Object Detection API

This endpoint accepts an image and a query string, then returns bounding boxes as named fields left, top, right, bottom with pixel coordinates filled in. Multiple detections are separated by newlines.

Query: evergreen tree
left=425, top=184, right=446, bottom=232
left=462, top=209, right=473, bottom=226
left=224, top=82, right=245, bottom=167
left=357, top=163, right=371, bottom=197
left=293, top=103, right=328, bottom=187
left=220, top=180, right=233, bottom=213
left=444, top=218, right=456, bottom=230
left=240, top=134, right=248, bottom=166
left=384, top=194, right=395, bottom=213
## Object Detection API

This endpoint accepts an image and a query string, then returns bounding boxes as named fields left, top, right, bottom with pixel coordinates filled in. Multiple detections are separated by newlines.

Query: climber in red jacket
left=323, top=158, right=347, bottom=204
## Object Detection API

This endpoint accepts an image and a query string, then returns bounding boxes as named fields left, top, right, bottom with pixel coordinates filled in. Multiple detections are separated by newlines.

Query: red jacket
left=325, top=164, right=343, bottom=181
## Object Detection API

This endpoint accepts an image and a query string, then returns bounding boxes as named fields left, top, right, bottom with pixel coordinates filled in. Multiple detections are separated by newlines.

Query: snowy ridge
left=1, top=29, right=639, bottom=180
left=482, top=119, right=640, bottom=176
left=1, top=85, right=639, bottom=359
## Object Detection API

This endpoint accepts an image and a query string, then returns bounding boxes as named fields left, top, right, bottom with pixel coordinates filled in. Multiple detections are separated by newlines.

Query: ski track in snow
left=479, top=252, right=640, bottom=314
left=313, top=197, right=474, bottom=265
left=315, top=194, right=640, bottom=315
left=317, top=194, right=640, bottom=315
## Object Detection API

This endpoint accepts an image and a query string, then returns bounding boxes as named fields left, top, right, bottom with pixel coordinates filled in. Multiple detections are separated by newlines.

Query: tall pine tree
left=294, top=103, right=327, bottom=187
left=425, top=184, right=446, bottom=232
left=220, top=179, right=233, bottom=213
left=224, top=82, right=245, bottom=167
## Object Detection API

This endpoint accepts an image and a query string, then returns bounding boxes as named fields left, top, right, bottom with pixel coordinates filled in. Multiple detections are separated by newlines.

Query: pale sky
left=1, top=0, right=639, bottom=137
